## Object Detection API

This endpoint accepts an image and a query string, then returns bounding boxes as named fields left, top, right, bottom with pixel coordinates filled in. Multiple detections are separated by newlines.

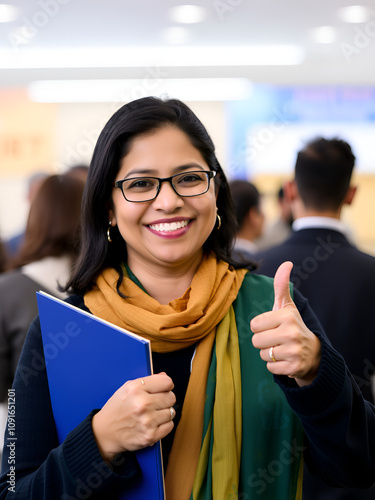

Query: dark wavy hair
left=8, top=175, right=84, bottom=270
left=66, top=96, right=255, bottom=296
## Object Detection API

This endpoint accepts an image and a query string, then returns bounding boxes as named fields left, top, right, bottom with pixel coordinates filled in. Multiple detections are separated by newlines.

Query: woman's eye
left=128, top=179, right=154, bottom=190
left=179, top=174, right=202, bottom=183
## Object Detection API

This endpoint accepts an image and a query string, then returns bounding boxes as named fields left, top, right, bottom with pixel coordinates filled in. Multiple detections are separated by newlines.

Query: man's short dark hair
left=229, top=180, right=261, bottom=230
left=295, top=137, right=355, bottom=211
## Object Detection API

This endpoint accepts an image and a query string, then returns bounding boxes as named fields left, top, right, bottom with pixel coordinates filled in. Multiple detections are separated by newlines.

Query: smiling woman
left=1, top=96, right=374, bottom=500
left=66, top=97, right=245, bottom=299
left=108, top=126, right=219, bottom=302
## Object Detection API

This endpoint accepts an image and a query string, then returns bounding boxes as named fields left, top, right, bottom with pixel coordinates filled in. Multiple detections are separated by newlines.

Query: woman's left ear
left=107, top=208, right=117, bottom=227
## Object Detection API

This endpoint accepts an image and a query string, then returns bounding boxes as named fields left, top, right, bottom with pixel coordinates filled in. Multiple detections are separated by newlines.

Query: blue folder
left=37, top=291, right=165, bottom=500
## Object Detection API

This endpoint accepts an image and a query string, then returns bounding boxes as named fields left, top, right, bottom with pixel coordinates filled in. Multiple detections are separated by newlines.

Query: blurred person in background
left=65, top=163, right=89, bottom=183
left=4, top=171, right=48, bottom=257
left=0, top=174, right=84, bottom=404
left=256, top=184, right=293, bottom=251
left=229, top=179, right=265, bottom=260
left=0, top=240, right=7, bottom=273
left=255, top=136, right=375, bottom=500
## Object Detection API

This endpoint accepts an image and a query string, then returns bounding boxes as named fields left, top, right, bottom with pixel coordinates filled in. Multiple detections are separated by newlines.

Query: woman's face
left=109, top=126, right=217, bottom=273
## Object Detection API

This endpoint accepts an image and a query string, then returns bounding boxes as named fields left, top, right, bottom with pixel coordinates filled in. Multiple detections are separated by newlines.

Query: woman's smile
left=147, top=217, right=192, bottom=237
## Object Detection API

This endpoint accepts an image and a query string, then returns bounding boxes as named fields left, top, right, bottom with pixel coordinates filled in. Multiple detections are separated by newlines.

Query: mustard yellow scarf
left=84, top=254, right=247, bottom=499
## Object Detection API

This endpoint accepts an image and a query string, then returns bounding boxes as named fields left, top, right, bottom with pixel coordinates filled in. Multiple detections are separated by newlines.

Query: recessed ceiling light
left=0, top=4, right=19, bottom=22
left=338, top=5, right=372, bottom=23
left=162, top=26, right=189, bottom=44
left=311, top=26, right=337, bottom=44
left=168, top=5, right=207, bottom=24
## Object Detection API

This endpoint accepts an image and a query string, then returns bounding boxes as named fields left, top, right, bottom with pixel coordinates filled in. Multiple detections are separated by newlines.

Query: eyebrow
left=123, top=163, right=207, bottom=178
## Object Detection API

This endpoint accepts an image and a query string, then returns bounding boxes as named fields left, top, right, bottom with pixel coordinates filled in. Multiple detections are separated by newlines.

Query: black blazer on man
left=256, top=227, right=375, bottom=402
left=255, top=227, right=375, bottom=500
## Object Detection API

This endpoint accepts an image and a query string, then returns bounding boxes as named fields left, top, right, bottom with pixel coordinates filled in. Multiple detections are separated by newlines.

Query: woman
left=0, top=97, right=374, bottom=499
left=0, top=174, right=84, bottom=403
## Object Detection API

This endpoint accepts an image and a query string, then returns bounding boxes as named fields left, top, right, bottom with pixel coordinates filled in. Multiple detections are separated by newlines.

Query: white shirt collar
left=292, top=216, right=350, bottom=237
left=21, top=255, right=72, bottom=299
left=234, top=237, right=258, bottom=254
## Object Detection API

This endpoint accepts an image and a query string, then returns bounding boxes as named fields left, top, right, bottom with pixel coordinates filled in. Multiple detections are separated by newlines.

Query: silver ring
left=269, top=346, right=276, bottom=362
left=170, top=407, right=176, bottom=420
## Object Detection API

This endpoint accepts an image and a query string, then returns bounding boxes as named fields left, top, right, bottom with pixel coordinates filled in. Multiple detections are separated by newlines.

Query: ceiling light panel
left=338, top=5, right=372, bottom=23
left=0, top=45, right=305, bottom=68
left=0, top=3, right=19, bottom=22
left=28, top=78, right=253, bottom=103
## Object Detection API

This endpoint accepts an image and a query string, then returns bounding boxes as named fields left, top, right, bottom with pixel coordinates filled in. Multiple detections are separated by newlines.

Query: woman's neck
left=126, top=253, right=203, bottom=304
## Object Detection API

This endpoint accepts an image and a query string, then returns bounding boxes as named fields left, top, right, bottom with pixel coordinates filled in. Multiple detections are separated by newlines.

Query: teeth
left=149, top=220, right=189, bottom=232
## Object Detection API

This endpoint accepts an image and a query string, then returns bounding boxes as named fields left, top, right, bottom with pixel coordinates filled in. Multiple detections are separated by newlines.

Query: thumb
left=273, top=261, right=294, bottom=311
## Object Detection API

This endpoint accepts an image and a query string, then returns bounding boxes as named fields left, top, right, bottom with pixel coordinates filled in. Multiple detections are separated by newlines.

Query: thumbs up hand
left=251, top=262, right=321, bottom=387
left=272, top=261, right=295, bottom=311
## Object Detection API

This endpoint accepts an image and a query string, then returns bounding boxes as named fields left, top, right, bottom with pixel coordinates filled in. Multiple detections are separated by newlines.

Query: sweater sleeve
left=0, top=316, right=139, bottom=499
left=275, top=290, right=375, bottom=489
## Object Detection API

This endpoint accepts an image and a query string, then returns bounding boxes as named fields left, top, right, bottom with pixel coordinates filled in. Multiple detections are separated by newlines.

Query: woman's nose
left=152, top=181, right=184, bottom=211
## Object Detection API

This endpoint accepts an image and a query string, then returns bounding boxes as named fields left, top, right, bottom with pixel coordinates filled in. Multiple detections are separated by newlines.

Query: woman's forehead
left=117, top=127, right=208, bottom=177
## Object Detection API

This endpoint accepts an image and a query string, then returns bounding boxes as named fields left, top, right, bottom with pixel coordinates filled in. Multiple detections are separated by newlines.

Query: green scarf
left=191, top=272, right=304, bottom=500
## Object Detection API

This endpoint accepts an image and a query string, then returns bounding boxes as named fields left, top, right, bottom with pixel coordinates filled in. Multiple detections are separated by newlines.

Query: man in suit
left=255, top=137, right=375, bottom=500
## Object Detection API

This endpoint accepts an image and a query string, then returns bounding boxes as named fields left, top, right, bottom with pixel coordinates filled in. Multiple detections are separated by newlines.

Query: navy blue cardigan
left=1, top=291, right=374, bottom=499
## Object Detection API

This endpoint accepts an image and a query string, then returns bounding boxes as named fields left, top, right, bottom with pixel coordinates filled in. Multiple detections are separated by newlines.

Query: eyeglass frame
left=113, top=170, right=217, bottom=203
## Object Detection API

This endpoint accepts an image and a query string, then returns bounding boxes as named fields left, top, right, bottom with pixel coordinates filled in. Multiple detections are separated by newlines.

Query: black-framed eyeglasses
left=113, top=170, right=216, bottom=203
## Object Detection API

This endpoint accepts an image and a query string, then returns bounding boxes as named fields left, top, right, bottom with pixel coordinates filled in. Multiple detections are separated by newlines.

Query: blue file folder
left=37, top=291, right=165, bottom=500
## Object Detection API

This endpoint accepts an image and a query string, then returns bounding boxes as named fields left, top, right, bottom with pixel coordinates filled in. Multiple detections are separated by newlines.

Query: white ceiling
left=0, top=0, right=375, bottom=90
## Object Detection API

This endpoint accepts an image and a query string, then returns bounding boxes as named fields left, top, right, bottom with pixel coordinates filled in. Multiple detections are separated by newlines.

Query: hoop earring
left=107, top=221, right=112, bottom=243
left=216, top=213, right=222, bottom=230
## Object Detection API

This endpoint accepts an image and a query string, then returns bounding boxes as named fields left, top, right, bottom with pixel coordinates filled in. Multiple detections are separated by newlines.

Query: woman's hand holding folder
left=92, top=372, right=176, bottom=464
